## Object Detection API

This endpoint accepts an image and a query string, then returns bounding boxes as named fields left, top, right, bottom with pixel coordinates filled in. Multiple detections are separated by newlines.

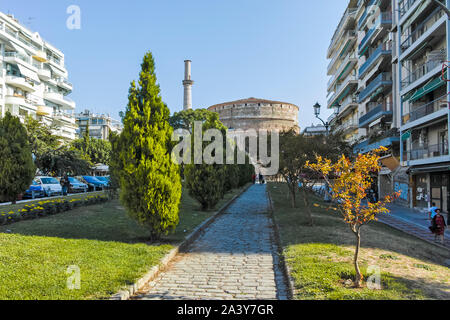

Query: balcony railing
left=328, top=8, right=358, bottom=54
left=359, top=102, right=393, bottom=127
left=358, top=0, right=377, bottom=28
left=358, top=12, right=392, bottom=53
left=328, top=52, right=357, bottom=88
left=408, top=143, right=449, bottom=161
left=399, top=0, right=420, bottom=18
left=327, top=31, right=357, bottom=73
left=328, top=73, right=358, bottom=106
left=403, top=95, right=448, bottom=124
left=400, top=7, right=445, bottom=52
left=334, top=120, right=358, bottom=133
left=358, top=73, right=392, bottom=102
left=359, top=42, right=392, bottom=78
left=4, top=51, right=30, bottom=64
left=401, top=59, right=442, bottom=88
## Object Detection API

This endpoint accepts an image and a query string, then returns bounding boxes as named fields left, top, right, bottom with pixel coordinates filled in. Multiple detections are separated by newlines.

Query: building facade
left=75, top=110, right=123, bottom=140
left=396, top=0, right=450, bottom=211
left=327, top=0, right=360, bottom=145
left=0, top=12, right=77, bottom=140
left=328, top=0, right=450, bottom=211
left=208, top=98, right=300, bottom=133
left=303, top=124, right=328, bottom=136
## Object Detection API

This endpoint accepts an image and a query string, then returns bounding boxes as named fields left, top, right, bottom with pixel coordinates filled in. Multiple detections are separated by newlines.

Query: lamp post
left=313, top=102, right=340, bottom=135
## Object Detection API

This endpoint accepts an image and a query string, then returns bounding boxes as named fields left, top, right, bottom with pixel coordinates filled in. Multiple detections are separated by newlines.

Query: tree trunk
left=353, top=227, right=363, bottom=288
left=290, top=184, right=296, bottom=208
left=301, top=187, right=314, bottom=226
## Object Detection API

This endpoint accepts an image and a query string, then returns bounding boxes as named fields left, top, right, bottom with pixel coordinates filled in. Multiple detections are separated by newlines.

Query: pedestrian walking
left=428, top=202, right=438, bottom=225
left=252, top=173, right=256, bottom=185
left=61, top=173, right=70, bottom=196
left=430, top=209, right=447, bottom=245
left=259, top=173, right=264, bottom=184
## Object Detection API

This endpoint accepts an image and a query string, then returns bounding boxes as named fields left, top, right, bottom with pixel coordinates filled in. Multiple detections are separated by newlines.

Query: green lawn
left=268, top=183, right=450, bottom=300
left=0, top=186, right=246, bottom=300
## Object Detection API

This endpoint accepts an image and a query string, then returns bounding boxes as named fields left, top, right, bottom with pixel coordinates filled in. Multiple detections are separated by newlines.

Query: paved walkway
left=378, top=204, right=450, bottom=250
left=133, top=185, right=289, bottom=300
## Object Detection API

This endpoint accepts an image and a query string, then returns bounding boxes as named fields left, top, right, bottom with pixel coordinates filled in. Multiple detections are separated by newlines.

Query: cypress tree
left=0, top=113, right=36, bottom=203
left=118, top=52, right=182, bottom=240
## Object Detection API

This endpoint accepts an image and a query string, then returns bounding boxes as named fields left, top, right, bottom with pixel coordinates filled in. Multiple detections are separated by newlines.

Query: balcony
left=53, top=112, right=76, bottom=125
left=327, top=74, right=358, bottom=108
left=400, top=7, right=445, bottom=53
left=4, top=52, right=31, bottom=65
left=358, top=12, right=392, bottom=55
left=57, top=78, right=73, bottom=92
left=5, top=75, right=36, bottom=92
left=5, top=95, right=35, bottom=110
left=328, top=7, right=358, bottom=58
left=359, top=102, right=393, bottom=128
left=354, top=136, right=400, bottom=154
left=358, top=42, right=392, bottom=79
left=358, top=0, right=377, bottom=29
left=358, top=73, right=392, bottom=103
left=399, top=0, right=420, bottom=18
left=327, top=52, right=358, bottom=90
left=408, top=143, right=449, bottom=161
left=401, top=59, right=442, bottom=89
left=402, top=95, right=447, bottom=125
left=327, top=31, right=357, bottom=75
left=37, top=68, right=51, bottom=81
left=44, top=92, right=76, bottom=110
left=334, top=120, right=359, bottom=134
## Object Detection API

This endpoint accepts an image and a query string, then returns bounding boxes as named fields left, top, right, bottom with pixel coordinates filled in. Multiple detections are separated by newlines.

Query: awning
left=17, top=64, right=40, bottom=83
left=409, top=72, right=446, bottom=102
left=409, top=162, right=450, bottom=174
left=380, top=155, right=400, bottom=172
left=8, top=41, right=28, bottom=56
left=48, top=64, right=67, bottom=77
left=359, top=45, right=369, bottom=57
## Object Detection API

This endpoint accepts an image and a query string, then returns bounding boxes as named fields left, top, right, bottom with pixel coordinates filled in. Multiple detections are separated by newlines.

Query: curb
left=266, top=187, right=295, bottom=300
left=110, top=184, right=252, bottom=300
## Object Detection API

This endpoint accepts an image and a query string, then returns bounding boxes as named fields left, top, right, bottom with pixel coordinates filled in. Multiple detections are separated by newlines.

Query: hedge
left=0, top=195, right=109, bottom=226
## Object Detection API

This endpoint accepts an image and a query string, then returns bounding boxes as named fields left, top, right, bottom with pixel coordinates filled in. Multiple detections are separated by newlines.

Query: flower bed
left=0, top=195, right=109, bottom=226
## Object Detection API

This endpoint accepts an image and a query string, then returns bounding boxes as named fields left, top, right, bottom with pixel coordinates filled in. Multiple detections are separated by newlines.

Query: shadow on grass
left=269, top=182, right=450, bottom=299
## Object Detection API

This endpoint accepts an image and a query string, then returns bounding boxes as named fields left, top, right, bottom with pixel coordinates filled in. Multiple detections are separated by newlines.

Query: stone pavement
left=133, top=184, right=289, bottom=300
left=378, top=204, right=450, bottom=250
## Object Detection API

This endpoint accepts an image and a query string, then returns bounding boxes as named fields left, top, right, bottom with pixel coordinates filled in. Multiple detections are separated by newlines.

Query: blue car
left=95, top=176, right=110, bottom=187
left=23, top=179, right=46, bottom=199
left=81, top=176, right=106, bottom=191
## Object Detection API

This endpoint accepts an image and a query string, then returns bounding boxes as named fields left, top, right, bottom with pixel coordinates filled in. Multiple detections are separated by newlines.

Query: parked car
left=23, top=179, right=46, bottom=199
left=35, top=176, right=63, bottom=197
left=68, top=177, right=88, bottom=193
left=95, top=176, right=110, bottom=187
left=80, top=176, right=105, bottom=191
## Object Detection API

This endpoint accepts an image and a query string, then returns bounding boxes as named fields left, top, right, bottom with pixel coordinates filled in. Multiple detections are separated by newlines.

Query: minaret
left=183, top=60, right=194, bottom=110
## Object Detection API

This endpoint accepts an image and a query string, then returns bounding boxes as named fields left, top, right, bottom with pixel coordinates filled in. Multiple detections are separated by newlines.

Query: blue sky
left=3, top=0, right=348, bottom=129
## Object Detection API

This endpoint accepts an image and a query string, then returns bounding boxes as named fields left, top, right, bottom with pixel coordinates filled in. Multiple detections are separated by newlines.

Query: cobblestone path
left=133, top=184, right=289, bottom=300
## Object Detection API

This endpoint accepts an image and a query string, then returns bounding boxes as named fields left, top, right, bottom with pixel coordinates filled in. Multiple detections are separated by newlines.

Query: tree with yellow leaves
left=306, top=147, right=400, bottom=287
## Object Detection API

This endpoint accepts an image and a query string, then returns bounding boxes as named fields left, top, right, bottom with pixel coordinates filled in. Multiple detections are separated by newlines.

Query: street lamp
left=313, top=102, right=340, bottom=135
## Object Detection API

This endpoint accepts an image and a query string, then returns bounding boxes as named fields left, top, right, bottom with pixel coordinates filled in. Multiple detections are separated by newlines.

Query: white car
left=35, top=176, right=63, bottom=197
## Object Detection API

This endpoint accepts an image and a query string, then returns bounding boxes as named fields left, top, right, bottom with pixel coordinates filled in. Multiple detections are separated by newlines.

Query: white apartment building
left=0, top=12, right=77, bottom=141
left=329, top=0, right=450, bottom=211
left=75, top=110, right=123, bottom=141
left=327, top=0, right=360, bottom=145
left=396, top=0, right=450, bottom=211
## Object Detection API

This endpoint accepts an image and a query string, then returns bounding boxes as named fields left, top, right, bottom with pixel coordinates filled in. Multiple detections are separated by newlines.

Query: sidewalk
left=378, top=204, right=450, bottom=250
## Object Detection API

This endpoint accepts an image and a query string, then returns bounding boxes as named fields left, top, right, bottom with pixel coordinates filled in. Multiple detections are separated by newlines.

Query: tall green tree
left=23, top=116, right=60, bottom=157
left=36, top=146, right=91, bottom=177
left=184, top=113, right=227, bottom=210
left=117, top=52, right=182, bottom=240
left=0, top=113, right=36, bottom=203
left=71, top=137, right=112, bottom=165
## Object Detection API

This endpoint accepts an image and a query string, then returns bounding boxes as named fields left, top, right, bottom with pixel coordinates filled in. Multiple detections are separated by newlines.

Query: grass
left=0, top=185, right=247, bottom=300
left=268, top=183, right=450, bottom=300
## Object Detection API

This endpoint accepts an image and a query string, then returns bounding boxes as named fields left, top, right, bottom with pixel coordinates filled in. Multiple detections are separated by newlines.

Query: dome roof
left=208, top=98, right=299, bottom=110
